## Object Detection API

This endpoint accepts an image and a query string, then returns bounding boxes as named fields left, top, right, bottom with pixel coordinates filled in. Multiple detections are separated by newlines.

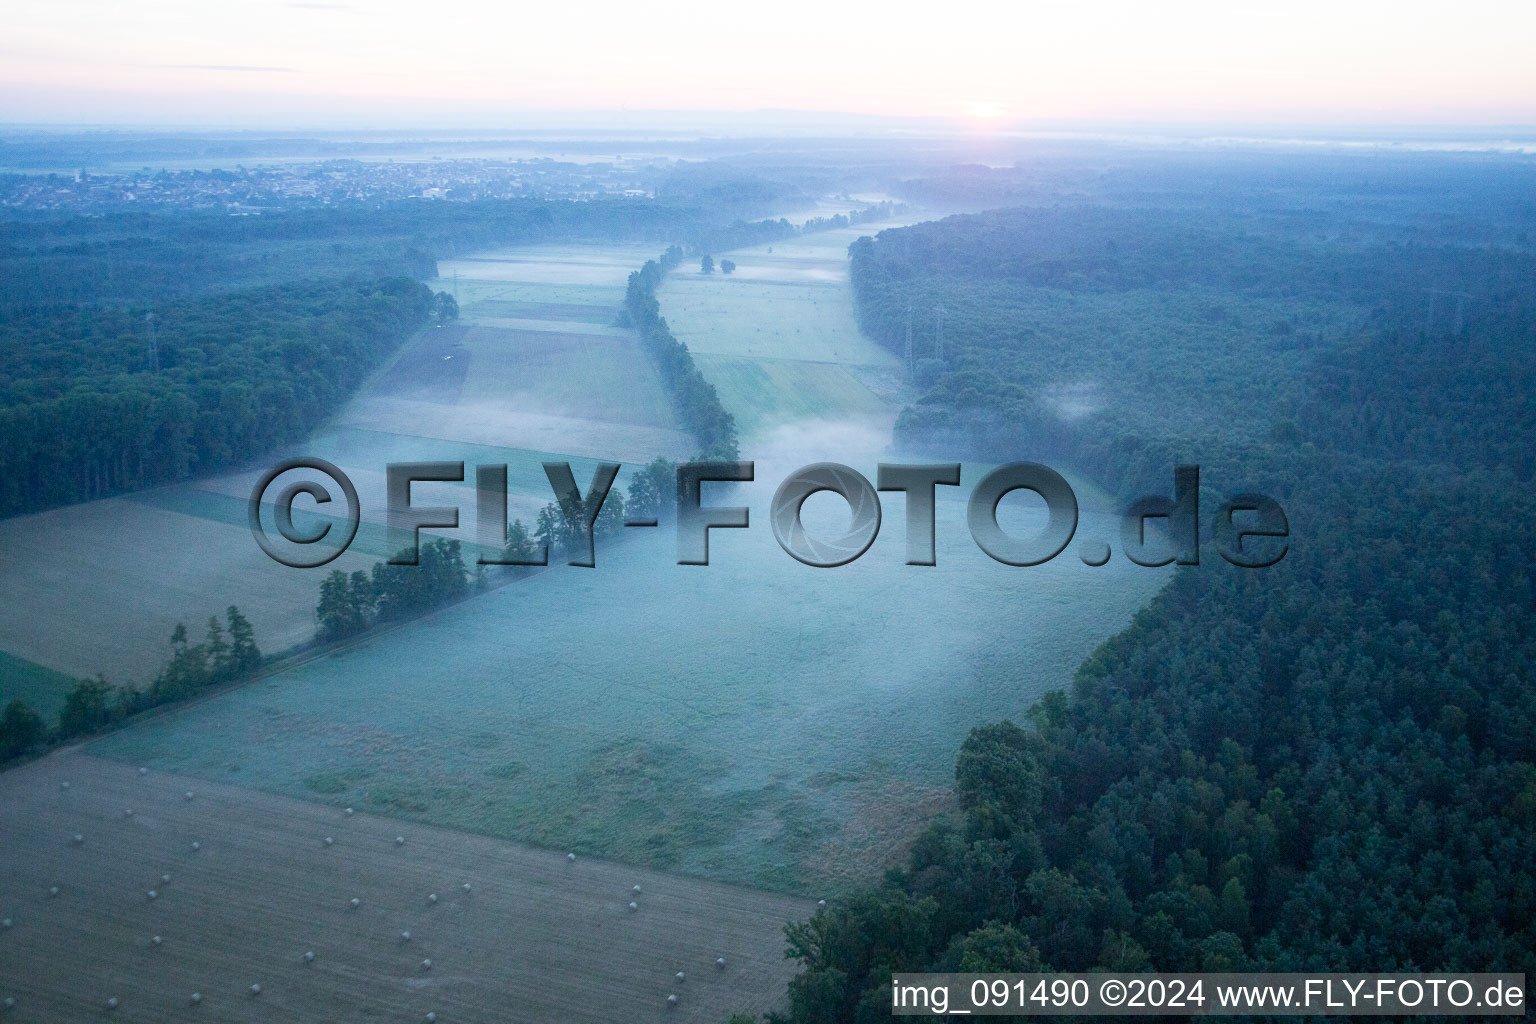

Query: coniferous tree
left=58, top=676, right=116, bottom=738
left=204, top=615, right=229, bottom=678
left=225, top=606, right=260, bottom=674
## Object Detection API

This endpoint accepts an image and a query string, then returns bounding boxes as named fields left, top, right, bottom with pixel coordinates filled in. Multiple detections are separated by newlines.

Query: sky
left=1, top=0, right=1533, bottom=128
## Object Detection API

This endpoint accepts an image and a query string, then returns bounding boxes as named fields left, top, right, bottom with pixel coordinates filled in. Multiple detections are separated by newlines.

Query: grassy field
left=0, top=243, right=684, bottom=705
left=0, top=752, right=804, bottom=1022
left=8, top=218, right=1171, bottom=904
left=91, top=469, right=1167, bottom=894
left=0, top=212, right=1185, bottom=1020
left=660, top=219, right=912, bottom=446
left=690, top=354, right=893, bottom=441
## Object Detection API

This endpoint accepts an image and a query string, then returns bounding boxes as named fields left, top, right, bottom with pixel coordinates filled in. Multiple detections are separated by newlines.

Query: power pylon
left=904, top=305, right=914, bottom=374
left=1423, top=288, right=1473, bottom=336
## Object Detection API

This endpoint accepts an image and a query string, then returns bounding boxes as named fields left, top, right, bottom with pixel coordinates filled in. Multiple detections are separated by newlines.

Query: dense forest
left=889, top=149, right=1536, bottom=253
left=767, top=211, right=1536, bottom=1022
left=0, top=276, right=437, bottom=516
left=848, top=207, right=1534, bottom=496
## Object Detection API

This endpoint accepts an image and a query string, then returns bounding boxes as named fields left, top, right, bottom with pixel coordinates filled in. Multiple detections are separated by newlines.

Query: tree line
left=0, top=606, right=261, bottom=760
left=0, top=193, right=809, bottom=312
left=801, top=201, right=902, bottom=235
left=690, top=203, right=901, bottom=276
left=315, top=539, right=471, bottom=643
left=315, top=460, right=674, bottom=643
left=624, top=247, right=740, bottom=460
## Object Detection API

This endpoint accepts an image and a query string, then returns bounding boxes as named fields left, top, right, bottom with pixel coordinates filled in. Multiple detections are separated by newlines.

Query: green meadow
left=92, top=479, right=1167, bottom=894
left=83, top=218, right=1172, bottom=895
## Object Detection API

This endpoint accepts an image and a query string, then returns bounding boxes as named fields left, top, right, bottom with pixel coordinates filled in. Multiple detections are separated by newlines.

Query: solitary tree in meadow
left=700, top=254, right=715, bottom=274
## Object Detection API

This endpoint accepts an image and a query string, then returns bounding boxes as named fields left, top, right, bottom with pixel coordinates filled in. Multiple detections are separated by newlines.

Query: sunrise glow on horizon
left=2, top=0, right=1533, bottom=127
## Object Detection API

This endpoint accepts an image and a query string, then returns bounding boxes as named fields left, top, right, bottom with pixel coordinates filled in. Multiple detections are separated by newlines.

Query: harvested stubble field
left=0, top=494, right=380, bottom=692
left=0, top=751, right=805, bottom=1023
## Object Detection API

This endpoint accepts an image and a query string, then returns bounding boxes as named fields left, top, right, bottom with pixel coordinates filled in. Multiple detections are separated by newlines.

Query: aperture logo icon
left=771, top=463, right=883, bottom=567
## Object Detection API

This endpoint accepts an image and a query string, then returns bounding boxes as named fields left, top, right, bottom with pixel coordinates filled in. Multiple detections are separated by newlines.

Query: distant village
left=0, top=157, right=660, bottom=213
